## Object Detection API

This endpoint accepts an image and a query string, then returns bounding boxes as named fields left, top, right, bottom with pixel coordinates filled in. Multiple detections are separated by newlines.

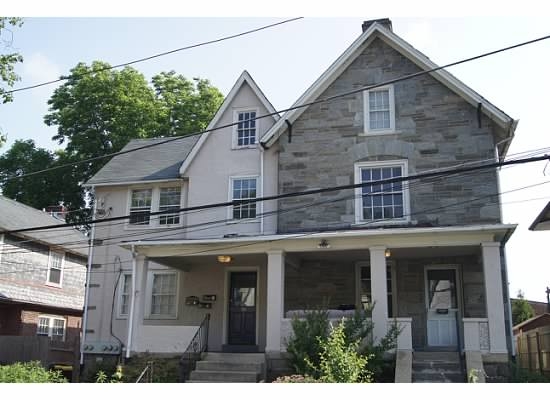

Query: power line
left=3, top=32, right=549, bottom=185
left=4, top=18, right=304, bottom=95
left=2, top=153, right=549, bottom=236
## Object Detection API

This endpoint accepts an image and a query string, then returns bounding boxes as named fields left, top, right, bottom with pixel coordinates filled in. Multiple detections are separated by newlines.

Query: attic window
left=363, top=85, right=395, bottom=133
left=233, top=109, right=258, bottom=148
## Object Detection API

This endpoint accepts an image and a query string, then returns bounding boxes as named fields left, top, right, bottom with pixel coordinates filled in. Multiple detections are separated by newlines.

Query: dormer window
left=233, top=109, right=258, bottom=148
left=363, top=85, right=395, bottom=134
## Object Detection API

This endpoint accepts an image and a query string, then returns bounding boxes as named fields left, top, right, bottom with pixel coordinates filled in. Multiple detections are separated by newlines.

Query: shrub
left=272, top=374, right=320, bottom=383
left=95, top=365, right=123, bottom=383
left=0, top=361, right=67, bottom=383
left=312, top=321, right=372, bottom=383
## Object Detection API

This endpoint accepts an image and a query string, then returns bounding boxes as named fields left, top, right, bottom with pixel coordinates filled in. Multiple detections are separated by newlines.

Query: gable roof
left=86, top=135, right=200, bottom=186
left=529, top=201, right=550, bottom=231
left=179, top=70, right=279, bottom=175
left=0, top=195, right=87, bottom=257
left=260, top=22, right=518, bottom=155
left=513, top=313, right=550, bottom=333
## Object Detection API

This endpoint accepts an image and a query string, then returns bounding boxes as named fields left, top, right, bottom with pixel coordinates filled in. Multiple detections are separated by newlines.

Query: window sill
left=45, top=282, right=62, bottom=289
left=124, top=223, right=183, bottom=231
left=352, top=218, right=411, bottom=228
left=144, top=314, right=178, bottom=320
left=226, top=218, right=261, bottom=225
left=231, top=145, right=258, bottom=150
left=359, top=130, right=401, bottom=137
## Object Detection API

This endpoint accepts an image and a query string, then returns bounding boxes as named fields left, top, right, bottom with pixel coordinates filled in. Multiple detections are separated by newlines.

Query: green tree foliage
left=0, top=17, right=24, bottom=105
left=512, top=290, right=535, bottom=326
left=0, top=361, right=67, bottom=383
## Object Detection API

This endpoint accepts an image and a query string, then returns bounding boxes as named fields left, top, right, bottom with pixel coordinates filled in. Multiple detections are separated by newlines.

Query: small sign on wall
left=202, top=294, right=216, bottom=302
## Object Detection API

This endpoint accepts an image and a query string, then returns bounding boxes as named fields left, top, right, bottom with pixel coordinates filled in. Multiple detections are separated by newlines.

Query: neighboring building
left=513, top=313, right=550, bottom=336
left=0, top=196, right=87, bottom=349
left=83, top=19, right=518, bottom=382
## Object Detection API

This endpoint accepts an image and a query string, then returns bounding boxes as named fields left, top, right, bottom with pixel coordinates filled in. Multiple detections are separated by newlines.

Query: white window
left=37, top=315, right=66, bottom=341
left=118, top=273, right=132, bottom=317
left=357, top=264, right=395, bottom=317
left=363, top=85, right=395, bottom=133
left=354, top=161, right=409, bottom=224
left=233, top=109, right=258, bottom=148
left=145, top=271, right=178, bottom=319
left=46, top=251, right=64, bottom=286
left=231, top=177, right=258, bottom=220
left=159, top=187, right=181, bottom=225
left=129, top=189, right=152, bottom=225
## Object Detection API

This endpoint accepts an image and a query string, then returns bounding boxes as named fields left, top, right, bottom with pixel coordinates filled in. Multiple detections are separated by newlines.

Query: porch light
left=217, top=255, right=232, bottom=263
left=385, top=249, right=391, bottom=258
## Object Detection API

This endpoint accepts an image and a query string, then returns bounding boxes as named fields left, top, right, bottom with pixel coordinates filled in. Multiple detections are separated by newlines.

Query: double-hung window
left=118, top=273, right=132, bottom=317
left=159, top=187, right=181, bottom=225
left=37, top=315, right=66, bottom=341
left=363, top=85, right=395, bottom=133
left=234, top=110, right=257, bottom=147
left=357, top=263, right=395, bottom=317
left=146, top=271, right=178, bottom=318
left=231, top=177, right=258, bottom=220
left=46, top=251, right=64, bottom=286
left=129, top=189, right=152, bottom=225
left=354, top=161, right=408, bottom=224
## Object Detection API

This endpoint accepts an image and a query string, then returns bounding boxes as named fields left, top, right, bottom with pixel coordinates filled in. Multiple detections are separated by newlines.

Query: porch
left=123, top=224, right=514, bottom=358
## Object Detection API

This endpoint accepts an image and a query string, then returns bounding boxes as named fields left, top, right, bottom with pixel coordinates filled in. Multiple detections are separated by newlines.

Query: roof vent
left=362, top=18, right=392, bottom=33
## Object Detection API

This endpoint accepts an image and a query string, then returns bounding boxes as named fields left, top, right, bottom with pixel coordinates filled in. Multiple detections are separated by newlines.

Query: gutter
left=80, top=186, right=97, bottom=365
left=126, top=245, right=138, bottom=359
left=260, top=145, right=265, bottom=235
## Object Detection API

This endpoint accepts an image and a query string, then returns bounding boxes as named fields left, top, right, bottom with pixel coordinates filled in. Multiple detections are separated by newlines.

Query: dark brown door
left=228, top=271, right=257, bottom=345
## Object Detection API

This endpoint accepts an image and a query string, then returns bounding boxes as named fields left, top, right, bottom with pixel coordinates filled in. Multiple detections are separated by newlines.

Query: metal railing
left=135, top=361, right=154, bottom=383
left=180, top=313, right=210, bottom=382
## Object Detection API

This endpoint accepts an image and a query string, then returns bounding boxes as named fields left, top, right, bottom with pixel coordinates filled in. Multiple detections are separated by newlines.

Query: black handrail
left=180, top=313, right=210, bottom=382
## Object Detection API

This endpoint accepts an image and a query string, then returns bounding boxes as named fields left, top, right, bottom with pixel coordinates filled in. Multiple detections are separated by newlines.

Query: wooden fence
left=515, top=325, right=550, bottom=377
left=0, top=335, right=80, bottom=382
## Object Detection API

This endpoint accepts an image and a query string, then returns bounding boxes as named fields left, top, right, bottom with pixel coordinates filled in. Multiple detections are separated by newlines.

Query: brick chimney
left=362, top=18, right=392, bottom=32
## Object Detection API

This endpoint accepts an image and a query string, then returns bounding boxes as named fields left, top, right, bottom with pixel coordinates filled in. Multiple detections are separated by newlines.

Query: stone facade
left=278, top=37, right=504, bottom=233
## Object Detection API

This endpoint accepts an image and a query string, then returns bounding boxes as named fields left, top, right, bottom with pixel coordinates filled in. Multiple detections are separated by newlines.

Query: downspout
left=260, top=145, right=265, bottom=234
left=126, top=245, right=138, bottom=359
left=80, top=186, right=97, bottom=365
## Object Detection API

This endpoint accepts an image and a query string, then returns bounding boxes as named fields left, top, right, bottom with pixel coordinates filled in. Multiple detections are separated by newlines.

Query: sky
left=1, top=3, right=550, bottom=304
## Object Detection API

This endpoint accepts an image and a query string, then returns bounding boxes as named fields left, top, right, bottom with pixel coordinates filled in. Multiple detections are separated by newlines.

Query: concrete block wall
left=278, top=37, right=505, bottom=233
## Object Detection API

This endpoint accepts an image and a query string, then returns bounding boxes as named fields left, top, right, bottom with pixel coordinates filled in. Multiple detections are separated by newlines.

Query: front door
left=425, top=268, right=459, bottom=347
left=227, top=271, right=257, bottom=345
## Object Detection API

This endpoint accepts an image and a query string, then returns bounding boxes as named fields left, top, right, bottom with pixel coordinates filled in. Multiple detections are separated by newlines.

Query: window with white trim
left=37, top=315, right=66, bottom=341
left=145, top=271, right=178, bottom=318
left=363, top=86, right=395, bottom=133
left=129, top=189, right=152, bottom=225
left=354, top=161, right=409, bottom=224
left=118, top=273, right=132, bottom=317
left=159, top=187, right=181, bottom=225
left=231, top=177, right=257, bottom=220
left=234, top=110, right=257, bottom=147
left=46, top=251, right=64, bottom=286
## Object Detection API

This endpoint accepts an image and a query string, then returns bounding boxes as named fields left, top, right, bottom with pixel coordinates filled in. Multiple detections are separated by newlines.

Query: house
left=0, top=195, right=87, bottom=370
left=82, top=19, right=518, bottom=383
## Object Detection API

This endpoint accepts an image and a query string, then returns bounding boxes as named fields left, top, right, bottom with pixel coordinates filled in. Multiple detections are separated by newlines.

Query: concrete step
left=412, top=372, right=465, bottom=383
left=189, top=370, right=259, bottom=382
left=195, top=360, right=262, bottom=373
left=412, top=361, right=462, bottom=373
left=413, top=352, right=460, bottom=362
left=202, top=352, right=265, bottom=363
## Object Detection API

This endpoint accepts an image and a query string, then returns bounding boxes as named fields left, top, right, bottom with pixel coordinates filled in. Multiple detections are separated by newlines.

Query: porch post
left=126, top=252, right=147, bottom=358
left=266, top=250, right=285, bottom=352
left=370, top=246, right=388, bottom=344
left=481, top=242, right=507, bottom=354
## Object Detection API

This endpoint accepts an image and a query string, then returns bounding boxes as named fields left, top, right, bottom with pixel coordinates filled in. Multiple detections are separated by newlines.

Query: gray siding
left=278, top=37, right=503, bottom=233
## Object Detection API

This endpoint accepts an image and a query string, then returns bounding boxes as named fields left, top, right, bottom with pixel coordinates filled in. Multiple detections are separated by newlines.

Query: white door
left=425, top=268, right=458, bottom=347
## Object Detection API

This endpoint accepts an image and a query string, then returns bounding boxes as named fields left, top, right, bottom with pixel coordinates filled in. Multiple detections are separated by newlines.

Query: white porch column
left=266, top=250, right=285, bottom=352
left=126, top=252, right=147, bottom=357
left=481, top=242, right=507, bottom=354
left=370, top=246, right=388, bottom=344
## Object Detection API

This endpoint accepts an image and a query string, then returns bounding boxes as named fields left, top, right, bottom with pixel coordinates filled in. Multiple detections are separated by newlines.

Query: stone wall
left=278, top=37, right=504, bottom=233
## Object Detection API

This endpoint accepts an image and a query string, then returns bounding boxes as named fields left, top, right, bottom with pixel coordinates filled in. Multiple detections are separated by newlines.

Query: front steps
left=186, top=352, right=265, bottom=383
left=412, top=352, right=466, bottom=383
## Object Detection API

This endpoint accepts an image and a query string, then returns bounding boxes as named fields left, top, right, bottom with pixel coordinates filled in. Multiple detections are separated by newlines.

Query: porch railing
left=180, top=313, right=210, bottom=382
left=463, top=318, right=490, bottom=352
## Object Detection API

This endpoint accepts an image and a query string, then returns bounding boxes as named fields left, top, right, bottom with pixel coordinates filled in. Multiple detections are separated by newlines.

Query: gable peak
left=362, top=18, right=392, bottom=33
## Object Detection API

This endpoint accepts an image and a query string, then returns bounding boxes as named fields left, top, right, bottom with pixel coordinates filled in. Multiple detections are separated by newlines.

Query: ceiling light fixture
left=217, top=255, right=232, bottom=263
left=385, top=249, right=391, bottom=258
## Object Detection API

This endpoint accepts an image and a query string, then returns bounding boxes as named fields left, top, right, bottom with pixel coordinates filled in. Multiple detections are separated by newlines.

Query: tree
left=0, top=17, right=24, bottom=105
left=512, top=290, right=535, bottom=326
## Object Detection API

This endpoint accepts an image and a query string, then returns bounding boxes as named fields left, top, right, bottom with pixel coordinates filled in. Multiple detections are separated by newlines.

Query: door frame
left=222, top=266, right=260, bottom=346
left=423, top=264, right=463, bottom=348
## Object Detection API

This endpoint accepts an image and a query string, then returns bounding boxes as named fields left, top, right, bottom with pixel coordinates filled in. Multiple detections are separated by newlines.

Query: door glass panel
left=427, top=270, right=457, bottom=309
left=232, top=287, right=256, bottom=307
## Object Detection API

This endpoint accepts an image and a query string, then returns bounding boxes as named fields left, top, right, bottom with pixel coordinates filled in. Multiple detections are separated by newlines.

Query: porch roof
left=121, top=224, right=516, bottom=258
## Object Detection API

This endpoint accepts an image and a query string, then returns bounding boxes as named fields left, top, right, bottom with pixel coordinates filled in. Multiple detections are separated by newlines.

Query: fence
left=0, top=335, right=80, bottom=382
left=515, top=326, right=550, bottom=377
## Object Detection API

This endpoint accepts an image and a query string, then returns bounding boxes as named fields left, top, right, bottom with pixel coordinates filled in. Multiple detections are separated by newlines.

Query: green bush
left=272, top=374, right=320, bottom=383
left=286, top=308, right=329, bottom=378
left=312, top=321, right=372, bottom=383
left=0, top=361, right=67, bottom=383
